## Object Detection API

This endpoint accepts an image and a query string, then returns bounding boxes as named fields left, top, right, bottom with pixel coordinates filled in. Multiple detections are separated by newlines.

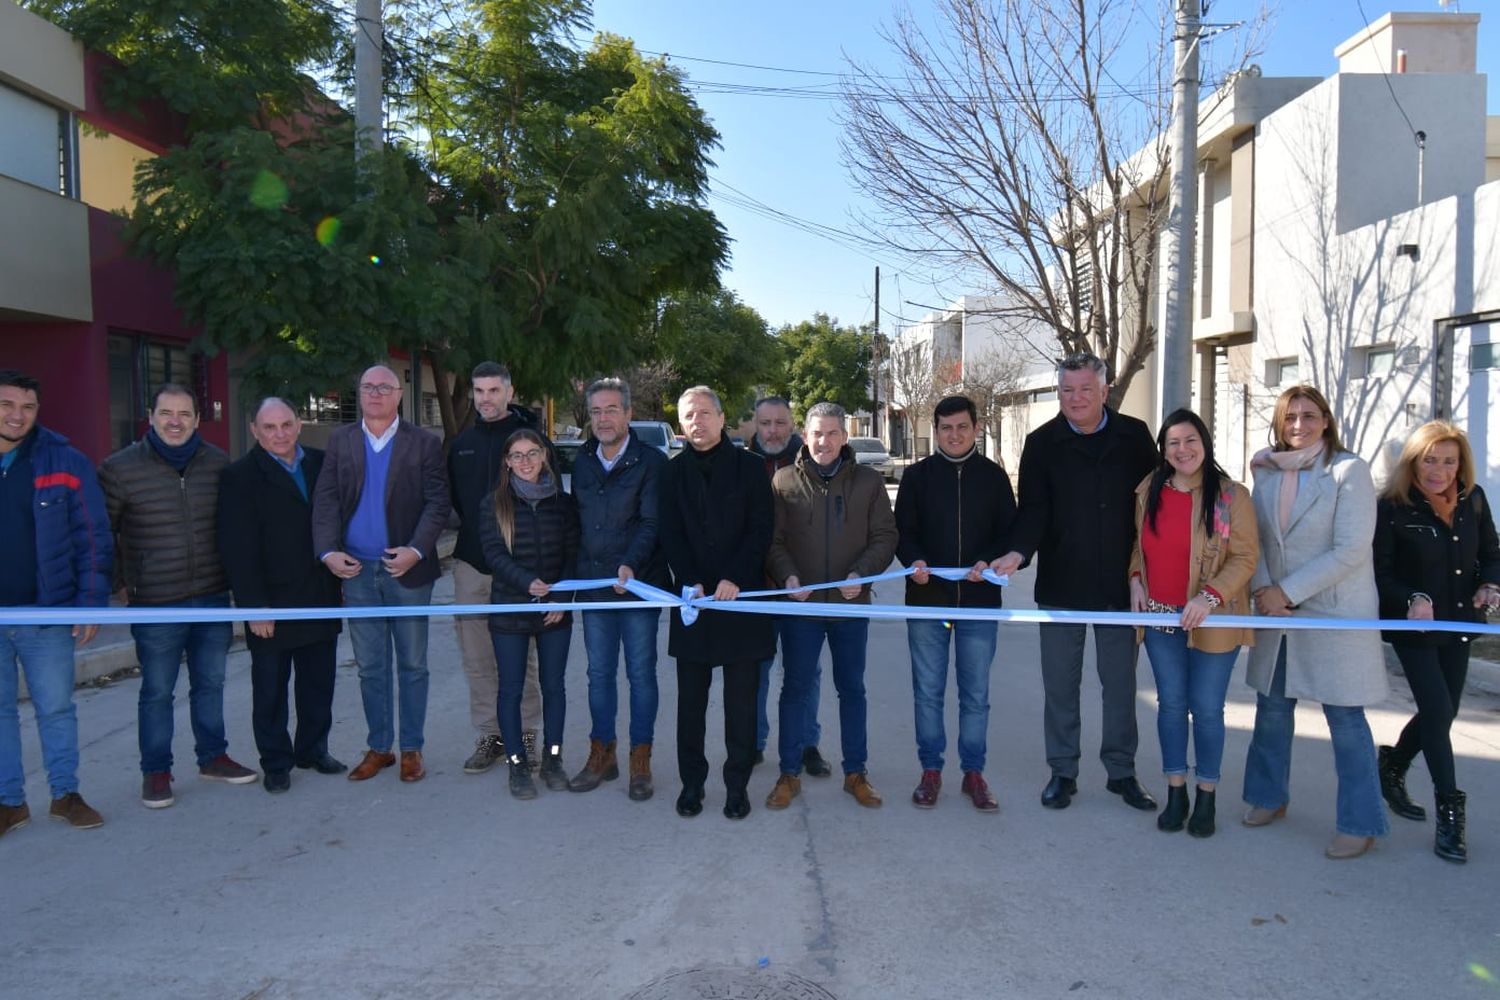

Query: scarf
left=1417, top=481, right=1458, bottom=527
left=147, top=427, right=202, bottom=472
left=813, top=455, right=843, bottom=480
left=1250, top=442, right=1324, bottom=533
left=511, top=471, right=557, bottom=504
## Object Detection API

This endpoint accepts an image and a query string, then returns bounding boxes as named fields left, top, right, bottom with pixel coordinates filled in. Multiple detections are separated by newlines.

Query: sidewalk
left=5, top=559, right=1498, bottom=999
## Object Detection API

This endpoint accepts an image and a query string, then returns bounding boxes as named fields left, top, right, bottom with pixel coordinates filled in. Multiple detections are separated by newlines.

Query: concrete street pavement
left=5, top=564, right=1499, bottom=1000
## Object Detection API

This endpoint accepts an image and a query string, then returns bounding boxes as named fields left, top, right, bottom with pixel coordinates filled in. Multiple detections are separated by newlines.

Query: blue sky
left=589, top=1, right=1498, bottom=332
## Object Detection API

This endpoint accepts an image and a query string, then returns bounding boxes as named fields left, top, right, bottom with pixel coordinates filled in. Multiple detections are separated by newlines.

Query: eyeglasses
left=588, top=405, right=625, bottom=418
left=507, top=449, right=544, bottom=464
left=359, top=383, right=399, bottom=397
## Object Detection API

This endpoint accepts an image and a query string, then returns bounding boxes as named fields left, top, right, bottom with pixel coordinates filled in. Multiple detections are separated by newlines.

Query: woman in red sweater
left=1129, top=409, right=1259, bottom=837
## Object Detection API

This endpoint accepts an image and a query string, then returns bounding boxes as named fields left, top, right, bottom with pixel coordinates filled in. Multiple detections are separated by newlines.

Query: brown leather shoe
left=912, top=769, right=941, bottom=808
left=766, top=773, right=801, bottom=810
left=399, top=750, right=426, bottom=782
left=843, top=771, right=883, bottom=808
left=961, top=771, right=999, bottom=813
left=347, top=750, right=396, bottom=781
left=49, top=792, right=104, bottom=829
left=628, top=744, right=653, bottom=801
left=0, top=802, right=30, bottom=838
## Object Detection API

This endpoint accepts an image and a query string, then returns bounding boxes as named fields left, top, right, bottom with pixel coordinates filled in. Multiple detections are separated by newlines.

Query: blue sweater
left=346, top=436, right=392, bottom=561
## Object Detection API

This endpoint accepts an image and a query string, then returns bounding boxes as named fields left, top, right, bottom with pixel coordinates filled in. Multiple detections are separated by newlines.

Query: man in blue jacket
left=567, top=378, right=669, bottom=800
left=0, top=370, right=113, bottom=837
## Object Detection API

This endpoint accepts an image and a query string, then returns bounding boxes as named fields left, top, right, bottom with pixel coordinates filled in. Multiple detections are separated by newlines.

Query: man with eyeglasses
left=994, top=353, right=1158, bottom=812
left=447, top=361, right=548, bottom=775
left=312, top=364, right=450, bottom=784
left=566, top=377, right=670, bottom=800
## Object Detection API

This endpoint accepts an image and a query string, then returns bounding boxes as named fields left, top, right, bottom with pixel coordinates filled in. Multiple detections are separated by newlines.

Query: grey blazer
left=1244, top=450, right=1387, bottom=707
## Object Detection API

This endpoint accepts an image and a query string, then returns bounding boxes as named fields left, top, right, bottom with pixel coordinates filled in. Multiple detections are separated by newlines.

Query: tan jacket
left=1130, top=472, right=1260, bottom=653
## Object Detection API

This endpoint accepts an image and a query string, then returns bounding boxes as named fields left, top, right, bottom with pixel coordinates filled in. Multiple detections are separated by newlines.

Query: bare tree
left=840, top=0, right=1265, bottom=407
left=957, top=348, right=1029, bottom=458
left=888, top=338, right=956, bottom=458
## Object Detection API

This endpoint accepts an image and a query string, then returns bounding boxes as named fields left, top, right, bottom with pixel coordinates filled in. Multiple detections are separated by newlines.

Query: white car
left=848, top=437, right=893, bottom=478
left=629, top=420, right=680, bottom=456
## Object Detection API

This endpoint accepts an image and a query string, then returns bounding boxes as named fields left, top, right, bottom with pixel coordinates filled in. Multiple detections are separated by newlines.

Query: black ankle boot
left=508, top=755, right=537, bottom=800
left=539, top=746, right=568, bottom=791
left=1187, top=786, right=1217, bottom=838
left=1378, top=745, right=1426, bottom=821
left=1434, top=790, right=1467, bottom=864
left=1157, top=784, right=1188, bottom=832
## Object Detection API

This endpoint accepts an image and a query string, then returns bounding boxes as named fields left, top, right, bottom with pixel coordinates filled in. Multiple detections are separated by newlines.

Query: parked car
left=629, top=420, right=680, bottom=456
left=848, top=436, right=894, bottom=479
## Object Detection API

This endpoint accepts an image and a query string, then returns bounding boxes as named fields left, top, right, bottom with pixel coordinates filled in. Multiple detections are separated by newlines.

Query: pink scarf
left=1250, top=443, right=1325, bottom=533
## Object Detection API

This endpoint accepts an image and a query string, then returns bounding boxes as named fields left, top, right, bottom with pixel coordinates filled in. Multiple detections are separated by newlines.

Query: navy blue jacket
left=572, top=430, right=670, bottom=599
left=21, top=427, right=113, bottom=608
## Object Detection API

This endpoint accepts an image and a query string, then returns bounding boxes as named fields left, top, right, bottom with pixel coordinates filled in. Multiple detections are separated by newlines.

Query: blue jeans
left=581, top=607, right=661, bottom=747
left=343, top=566, right=433, bottom=753
left=0, top=625, right=79, bottom=803
left=1242, top=639, right=1388, bottom=838
left=908, top=619, right=997, bottom=773
left=493, top=628, right=569, bottom=755
left=777, top=617, right=868, bottom=775
left=1142, top=629, right=1238, bottom=784
left=131, top=593, right=233, bottom=774
left=756, top=646, right=821, bottom=753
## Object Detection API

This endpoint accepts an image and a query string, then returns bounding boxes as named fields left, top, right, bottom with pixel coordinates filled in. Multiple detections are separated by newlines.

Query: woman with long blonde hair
left=479, top=429, right=579, bottom=799
left=1373, top=421, right=1500, bottom=863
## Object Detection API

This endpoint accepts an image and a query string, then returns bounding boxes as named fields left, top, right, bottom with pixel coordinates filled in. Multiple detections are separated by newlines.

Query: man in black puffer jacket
left=446, top=361, right=548, bottom=774
left=100, top=382, right=257, bottom=810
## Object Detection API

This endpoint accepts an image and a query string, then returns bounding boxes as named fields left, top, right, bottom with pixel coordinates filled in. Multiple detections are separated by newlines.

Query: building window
left=302, top=392, right=358, bottom=424
left=0, top=83, right=77, bottom=197
left=107, top=333, right=207, bottom=450
left=1356, top=344, right=1396, bottom=378
left=1030, top=388, right=1058, bottom=403
left=1472, top=343, right=1498, bottom=371
left=1266, top=356, right=1299, bottom=387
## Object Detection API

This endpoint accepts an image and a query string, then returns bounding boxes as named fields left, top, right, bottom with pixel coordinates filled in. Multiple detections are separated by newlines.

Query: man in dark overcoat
left=658, top=385, right=775, bottom=821
left=219, top=398, right=345, bottom=793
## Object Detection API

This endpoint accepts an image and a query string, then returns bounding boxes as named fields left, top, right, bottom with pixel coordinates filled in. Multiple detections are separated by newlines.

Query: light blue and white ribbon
left=3, top=565, right=1497, bottom=635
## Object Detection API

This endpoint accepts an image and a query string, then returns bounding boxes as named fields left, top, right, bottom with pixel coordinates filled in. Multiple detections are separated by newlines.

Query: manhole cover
left=623, top=966, right=837, bottom=1000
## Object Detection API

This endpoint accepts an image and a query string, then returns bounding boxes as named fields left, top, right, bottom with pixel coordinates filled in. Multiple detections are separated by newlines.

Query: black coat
left=478, top=484, right=579, bottom=634
left=1007, top=408, right=1157, bottom=610
left=894, top=450, right=1016, bottom=609
left=1373, top=485, right=1500, bottom=647
left=572, top=430, right=671, bottom=598
left=217, top=446, right=342, bottom=651
left=448, top=405, right=553, bottom=572
left=659, top=434, right=775, bottom=663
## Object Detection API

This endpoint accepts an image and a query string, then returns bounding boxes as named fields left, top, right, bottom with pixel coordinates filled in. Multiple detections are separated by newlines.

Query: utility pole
left=1159, top=0, right=1200, bottom=421
left=873, top=265, right=881, bottom=439
left=355, top=0, right=383, bottom=164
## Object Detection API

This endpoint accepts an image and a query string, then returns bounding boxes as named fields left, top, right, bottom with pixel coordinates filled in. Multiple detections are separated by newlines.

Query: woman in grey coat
left=1241, top=385, right=1388, bottom=859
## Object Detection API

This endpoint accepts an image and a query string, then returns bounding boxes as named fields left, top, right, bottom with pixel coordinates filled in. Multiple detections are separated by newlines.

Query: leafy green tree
left=776, top=313, right=873, bottom=421
left=653, top=289, right=782, bottom=421
left=32, top=0, right=728, bottom=438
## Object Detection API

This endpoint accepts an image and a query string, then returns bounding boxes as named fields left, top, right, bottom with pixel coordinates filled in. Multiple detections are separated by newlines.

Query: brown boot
left=844, top=771, right=883, bottom=808
left=568, top=738, right=618, bottom=793
left=766, top=773, right=801, bottom=810
left=628, top=744, right=654, bottom=801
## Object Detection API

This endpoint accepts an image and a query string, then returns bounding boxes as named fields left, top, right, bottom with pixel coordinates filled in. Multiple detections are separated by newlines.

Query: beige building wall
left=0, top=174, right=91, bottom=321
left=0, top=2, right=85, bottom=109
left=79, top=129, right=156, bottom=215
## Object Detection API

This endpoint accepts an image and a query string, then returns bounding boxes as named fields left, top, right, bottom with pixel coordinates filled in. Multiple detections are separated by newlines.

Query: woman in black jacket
left=1373, top=421, right=1500, bottom=863
left=479, top=429, right=579, bottom=799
